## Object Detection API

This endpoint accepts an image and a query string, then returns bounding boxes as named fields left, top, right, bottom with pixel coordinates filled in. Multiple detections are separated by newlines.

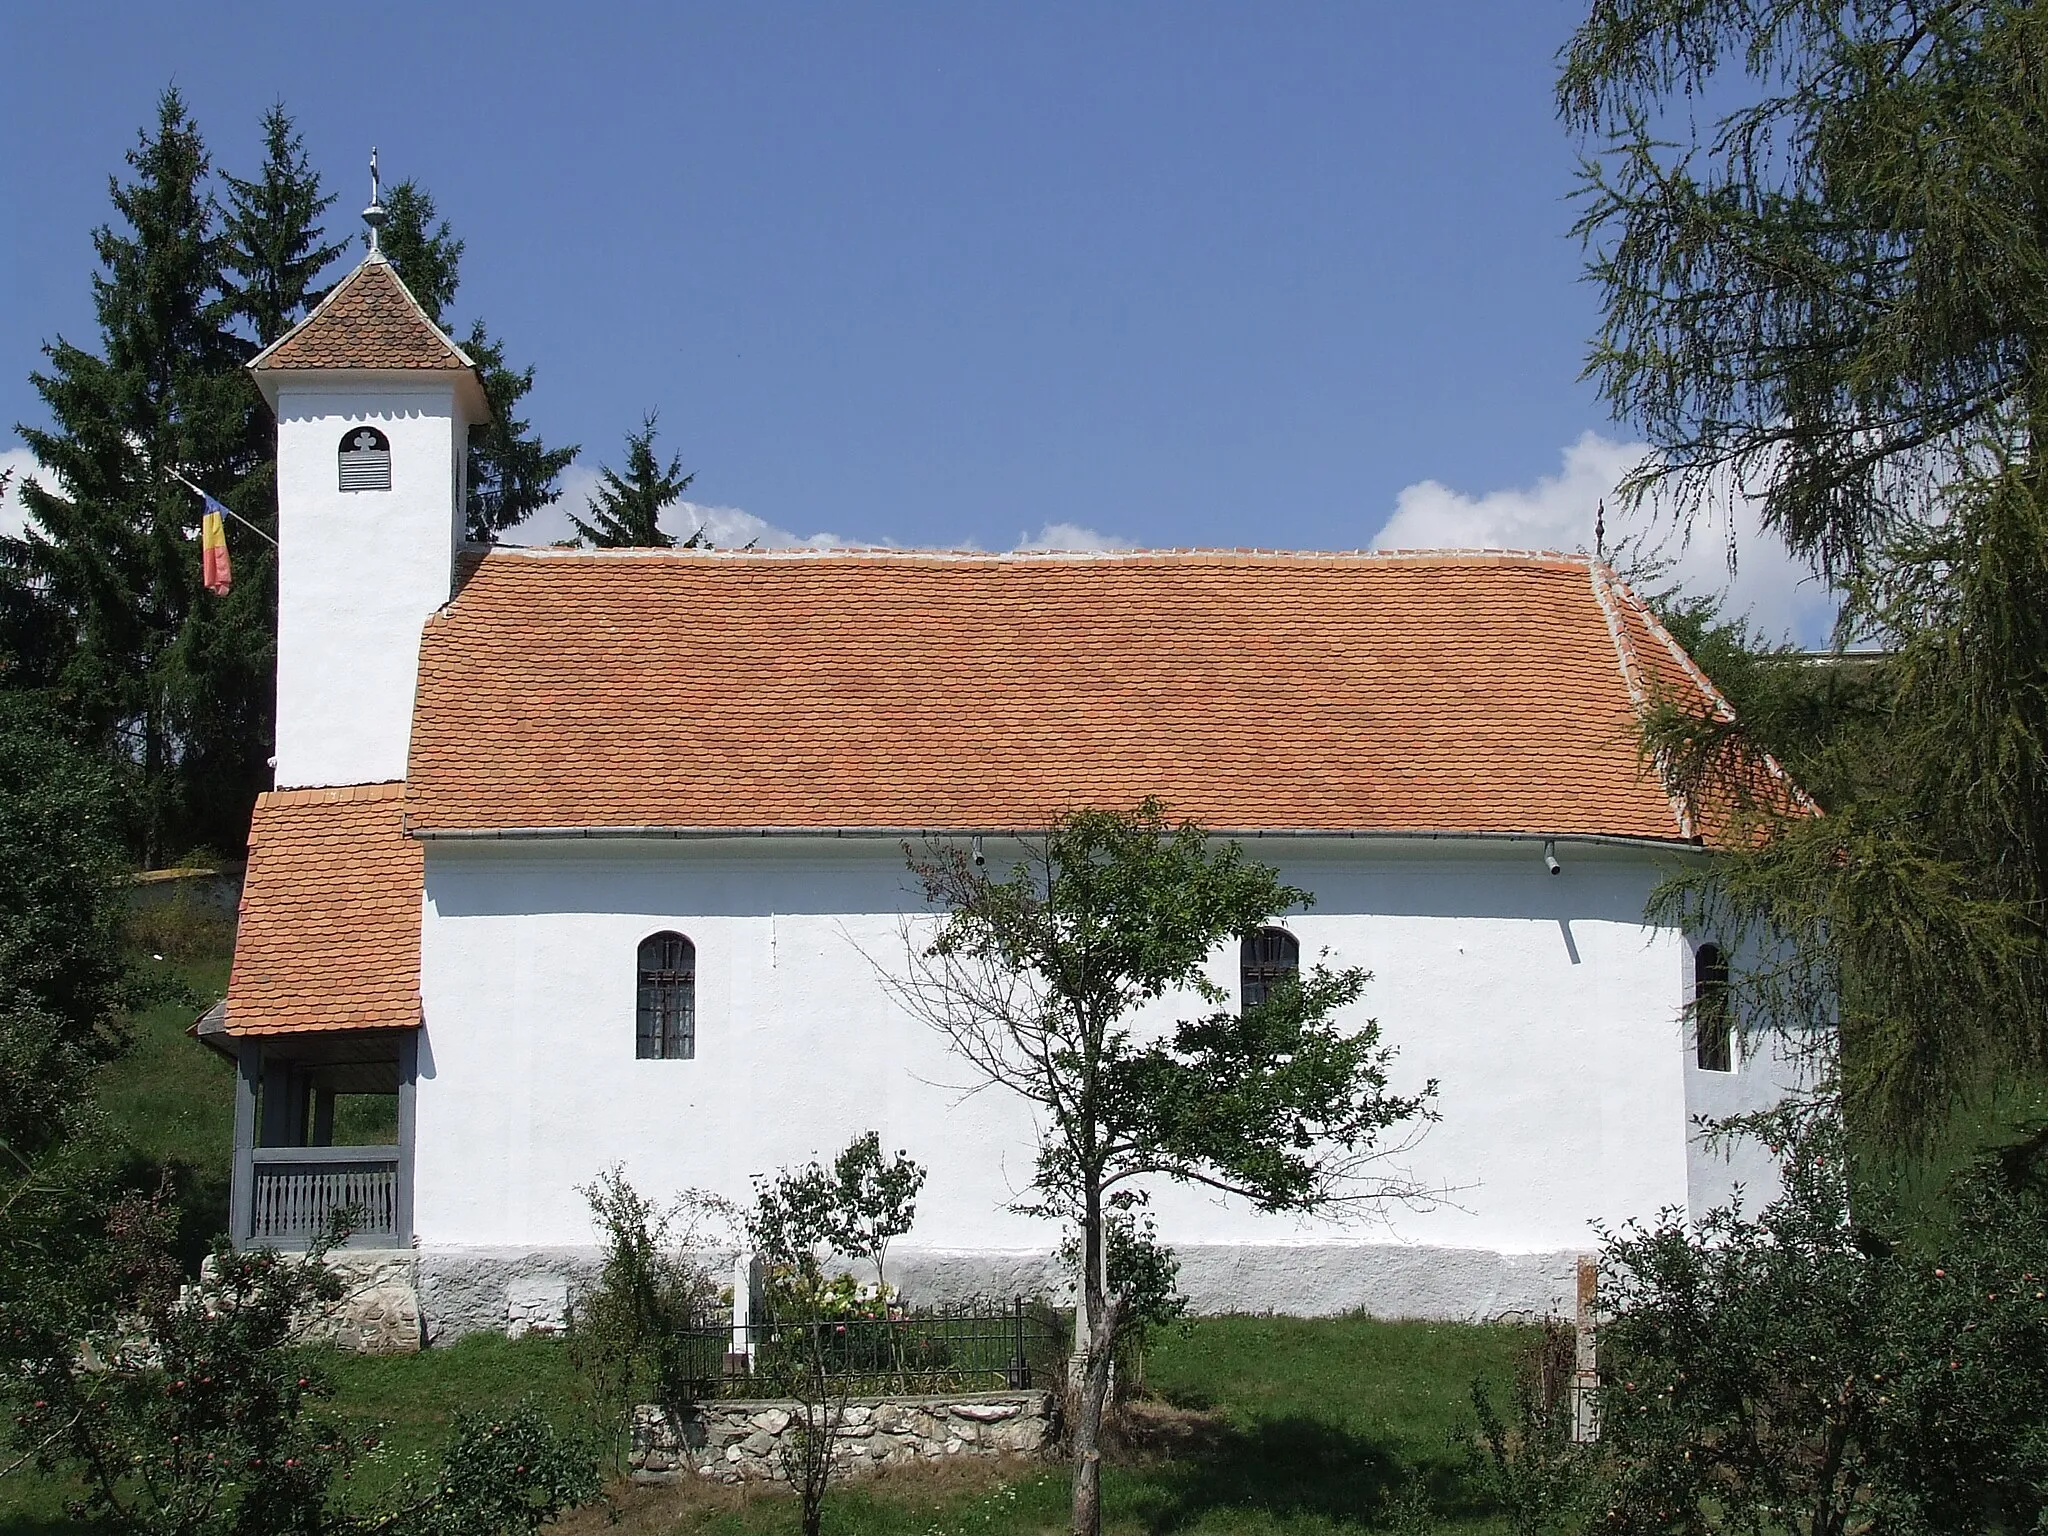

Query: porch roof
left=223, top=782, right=420, bottom=1036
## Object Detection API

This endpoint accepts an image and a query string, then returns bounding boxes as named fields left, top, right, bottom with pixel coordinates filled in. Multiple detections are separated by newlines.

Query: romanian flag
left=200, top=496, right=232, bottom=595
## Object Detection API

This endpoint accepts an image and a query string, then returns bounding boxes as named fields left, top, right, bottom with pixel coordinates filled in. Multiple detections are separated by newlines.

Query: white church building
left=203, top=241, right=1803, bottom=1339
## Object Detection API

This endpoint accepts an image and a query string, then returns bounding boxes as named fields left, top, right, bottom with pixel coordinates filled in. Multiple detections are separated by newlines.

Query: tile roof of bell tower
left=250, top=253, right=475, bottom=374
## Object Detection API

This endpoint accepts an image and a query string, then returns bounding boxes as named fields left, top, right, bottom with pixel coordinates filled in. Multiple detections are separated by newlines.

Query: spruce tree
left=221, top=104, right=344, bottom=347
left=378, top=178, right=577, bottom=541
left=186, top=105, right=347, bottom=851
left=570, top=412, right=697, bottom=548
left=2, top=89, right=257, bottom=862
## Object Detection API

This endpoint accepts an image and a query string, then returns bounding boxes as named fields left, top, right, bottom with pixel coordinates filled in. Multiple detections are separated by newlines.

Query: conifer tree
left=571, top=413, right=699, bottom=548
left=378, top=178, right=577, bottom=541
left=1560, top=1, right=2048, bottom=1141
left=221, top=104, right=345, bottom=347
left=1, top=89, right=258, bottom=862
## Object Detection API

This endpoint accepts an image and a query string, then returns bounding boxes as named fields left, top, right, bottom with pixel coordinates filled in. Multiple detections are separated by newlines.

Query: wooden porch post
left=394, top=1030, right=418, bottom=1246
left=231, top=1041, right=260, bottom=1249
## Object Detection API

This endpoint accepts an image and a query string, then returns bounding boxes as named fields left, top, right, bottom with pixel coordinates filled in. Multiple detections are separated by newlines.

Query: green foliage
left=569, top=1168, right=721, bottom=1443
left=1563, top=2, right=2048, bottom=1142
left=374, top=179, right=577, bottom=543
left=2, top=89, right=274, bottom=863
left=0, top=694, right=130, bottom=1165
left=375, top=184, right=461, bottom=332
left=14, top=1199, right=352, bottom=1536
left=569, top=413, right=697, bottom=549
left=221, top=105, right=345, bottom=349
left=1465, top=1323, right=1591, bottom=1536
left=747, top=1136, right=930, bottom=1536
left=9, top=1203, right=596, bottom=1536
left=900, top=801, right=1434, bottom=1536
left=1559, top=0, right=2048, bottom=578
left=1, top=94, right=345, bottom=864
left=902, top=801, right=1433, bottom=1317
left=1588, top=1117, right=2048, bottom=1535
left=383, top=1405, right=598, bottom=1536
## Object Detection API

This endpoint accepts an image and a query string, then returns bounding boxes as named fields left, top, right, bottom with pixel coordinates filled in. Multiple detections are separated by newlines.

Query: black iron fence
left=663, top=1298, right=1064, bottom=1401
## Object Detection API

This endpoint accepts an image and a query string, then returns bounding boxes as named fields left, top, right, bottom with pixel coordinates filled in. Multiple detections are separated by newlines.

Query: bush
left=568, top=1168, right=723, bottom=1447
left=1590, top=1117, right=2048, bottom=1535
left=1465, top=1321, right=1594, bottom=1536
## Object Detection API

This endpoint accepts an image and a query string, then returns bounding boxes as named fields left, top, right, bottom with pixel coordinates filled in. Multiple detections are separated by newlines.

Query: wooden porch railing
left=248, top=1145, right=401, bottom=1246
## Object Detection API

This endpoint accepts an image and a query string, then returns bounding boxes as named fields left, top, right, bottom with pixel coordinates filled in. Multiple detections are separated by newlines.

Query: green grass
left=3, top=1319, right=1528, bottom=1535
left=571, top=1316, right=1529, bottom=1536
left=94, top=953, right=237, bottom=1269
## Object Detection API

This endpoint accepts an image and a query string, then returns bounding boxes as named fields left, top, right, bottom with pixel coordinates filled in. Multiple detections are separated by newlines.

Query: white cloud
left=1372, top=430, right=1839, bottom=646
left=1015, top=521, right=1132, bottom=552
left=511, top=465, right=852, bottom=550
left=0, top=445, right=47, bottom=540
left=519, top=466, right=1128, bottom=554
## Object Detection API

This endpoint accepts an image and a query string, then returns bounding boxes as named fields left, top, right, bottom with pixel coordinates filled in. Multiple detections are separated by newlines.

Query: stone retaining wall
left=631, top=1391, right=1052, bottom=1482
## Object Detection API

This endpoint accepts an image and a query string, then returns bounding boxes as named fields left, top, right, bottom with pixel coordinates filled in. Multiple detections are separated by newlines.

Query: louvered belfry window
left=1240, top=927, right=1300, bottom=1012
left=337, top=425, right=392, bottom=492
left=637, top=932, right=696, bottom=1060
left=1694, top=942, right=1734, bottom=1072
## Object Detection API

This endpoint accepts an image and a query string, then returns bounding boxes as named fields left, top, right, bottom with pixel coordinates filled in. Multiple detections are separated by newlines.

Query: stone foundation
left=630, top=1391, right=1052, bottom=1482
left=199, top=1248, right=422, bottom=1355
left=298, top=1249, right=422, bottom=1354
left=413, top=1242, right=1584, bottom=1342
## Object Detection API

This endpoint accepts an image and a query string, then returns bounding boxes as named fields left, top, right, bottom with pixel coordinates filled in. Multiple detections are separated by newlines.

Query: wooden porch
left=204, top=1019, right=417, bottom=1250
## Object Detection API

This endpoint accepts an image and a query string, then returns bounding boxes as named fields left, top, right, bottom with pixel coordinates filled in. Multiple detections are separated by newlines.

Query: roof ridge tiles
left=467, top=543, right=1601, bottom=565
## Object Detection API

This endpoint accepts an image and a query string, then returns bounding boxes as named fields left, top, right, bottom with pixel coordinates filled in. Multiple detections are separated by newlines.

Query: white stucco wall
left=411, top=835, right=1797, bottom=1320
left=273, top=382, right=467, bottom=789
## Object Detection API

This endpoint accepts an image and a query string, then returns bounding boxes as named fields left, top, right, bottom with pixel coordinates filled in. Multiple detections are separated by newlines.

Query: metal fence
left=666, top=1298, right=1064, bottom=1401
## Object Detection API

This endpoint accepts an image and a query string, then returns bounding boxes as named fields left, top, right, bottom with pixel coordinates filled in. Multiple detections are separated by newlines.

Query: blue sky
left=0, top=2, right=1834, bottom=639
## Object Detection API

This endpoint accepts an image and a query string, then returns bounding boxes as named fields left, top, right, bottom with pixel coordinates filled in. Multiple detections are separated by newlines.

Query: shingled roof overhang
left=223, top=782, right=422, bottom=1038
left=405, top=547, right=1809, bottom=848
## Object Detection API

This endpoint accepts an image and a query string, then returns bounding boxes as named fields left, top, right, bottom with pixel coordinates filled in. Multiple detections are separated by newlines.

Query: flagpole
left=167, top=469, right=278, bottom=548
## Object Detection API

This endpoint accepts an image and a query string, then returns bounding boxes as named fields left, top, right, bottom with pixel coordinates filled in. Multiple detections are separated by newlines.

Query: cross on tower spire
left=363, top=147, right=387, bottom=254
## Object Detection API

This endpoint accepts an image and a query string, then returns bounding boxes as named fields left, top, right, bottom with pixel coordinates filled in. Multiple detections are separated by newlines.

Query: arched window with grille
left=1240, top=927, right=1300, bottom=1012
left=1693, top=942, right=1733, bottom=1072
left=636, top=932, right=696, bottom=1060
left=337, top=425, right=392, bottom=492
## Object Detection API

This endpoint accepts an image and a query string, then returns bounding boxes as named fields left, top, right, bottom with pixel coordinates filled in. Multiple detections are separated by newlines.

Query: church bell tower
left=248, top=155, right=490, bottom=791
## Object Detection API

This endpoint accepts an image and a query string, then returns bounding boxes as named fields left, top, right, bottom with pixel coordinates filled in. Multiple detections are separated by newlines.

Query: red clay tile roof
left=224, top=783, right=420, bottom=1036
left=250, top=255, right=472, bottom=373
left=404, top=547, right=1797, bottom=843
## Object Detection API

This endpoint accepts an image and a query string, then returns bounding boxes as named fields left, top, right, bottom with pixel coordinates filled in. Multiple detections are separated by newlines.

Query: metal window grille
left=337, top=426, right=392, bottom=492
left=1240, top=927, right=1300, bottom=1010
left=637, top=931, right=696, bottom=1059
left=1694, top=943, right=1733, bottom=1072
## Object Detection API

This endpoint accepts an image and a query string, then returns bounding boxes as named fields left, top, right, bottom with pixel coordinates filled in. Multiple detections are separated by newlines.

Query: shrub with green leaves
left=9, top=1195, right=597, bottom=1536
left=1591, top=1119, right=2048, bottom=1535
left=569, top=1166, right=724, bottom=1443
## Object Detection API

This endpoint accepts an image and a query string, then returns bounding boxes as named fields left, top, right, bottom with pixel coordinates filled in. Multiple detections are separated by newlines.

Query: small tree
left=748, top=1135, right=927, bottom=1536
left=893, top=801, right=1437, bottom=1536
left=570, top=413, right=700, bottom=550
left=823, top=1130, right=926, bottom=1298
